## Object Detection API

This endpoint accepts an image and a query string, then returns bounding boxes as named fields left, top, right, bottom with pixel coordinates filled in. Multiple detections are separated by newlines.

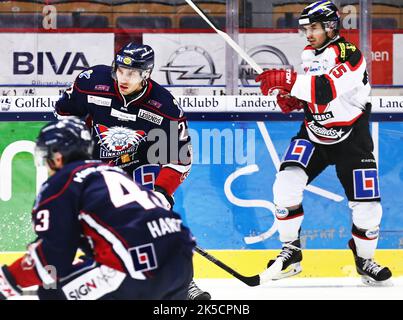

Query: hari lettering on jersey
left=353, top=169, right=380, bottom=200
left=130, top=243, right=158, bottom=272
left=283, top=139, right=315, bottom=167
left=95, top=124, right=147, bottom=161
left=147, top=218, right=182, bottom=238
left=138, top=109, right=163, bottom=125
left=87, top=95, right=112, bottom=107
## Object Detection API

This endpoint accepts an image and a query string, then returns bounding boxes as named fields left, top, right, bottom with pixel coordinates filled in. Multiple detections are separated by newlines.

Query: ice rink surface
left=196, top=277, right=403, bottom=300
left=12, top=277, right=403, bottom=300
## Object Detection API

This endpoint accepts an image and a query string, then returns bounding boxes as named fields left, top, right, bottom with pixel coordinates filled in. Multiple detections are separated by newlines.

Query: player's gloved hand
left=276, top=89, right=306, bottom=114
left=154, top=185, right=175, bottom=210
left=255, top=69, right=297, bottom=96
left=0, top=266, right=22, bottom=300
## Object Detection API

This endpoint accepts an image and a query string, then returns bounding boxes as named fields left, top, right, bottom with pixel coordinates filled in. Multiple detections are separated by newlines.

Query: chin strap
left=316, top=33, right=340, bottom=51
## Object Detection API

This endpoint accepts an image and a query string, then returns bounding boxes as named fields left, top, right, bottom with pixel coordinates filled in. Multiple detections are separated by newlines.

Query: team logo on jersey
left=95, top=125, right=147, bottom=162
left=353, top=169, right=380, bottom=200
left=133, top=164, right=161, bottom=189
left=130, top=243, right=158, bottom=272
left=283, top=139, right=315, bottom=168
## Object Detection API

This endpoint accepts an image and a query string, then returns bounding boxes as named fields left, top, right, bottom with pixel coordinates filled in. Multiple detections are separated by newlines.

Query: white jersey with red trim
left=290, top=36, right=371, bottom=145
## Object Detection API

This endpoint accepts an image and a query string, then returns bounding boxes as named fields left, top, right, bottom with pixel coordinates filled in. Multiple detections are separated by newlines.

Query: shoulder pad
left=334, top=41, right=360, bottom=63
left=74, top=65, right=115, bottom=93
left=147, top=80, right=185, bottom=119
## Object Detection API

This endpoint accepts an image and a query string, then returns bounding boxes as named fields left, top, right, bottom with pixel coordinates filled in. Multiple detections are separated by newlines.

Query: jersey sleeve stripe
left=29, top=241, right=56, bottom=285
left=79, top=212, right=146, bottom=280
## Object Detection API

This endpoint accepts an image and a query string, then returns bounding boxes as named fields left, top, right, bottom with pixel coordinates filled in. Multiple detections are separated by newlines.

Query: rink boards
left=0, top=111, right=403, bottom=277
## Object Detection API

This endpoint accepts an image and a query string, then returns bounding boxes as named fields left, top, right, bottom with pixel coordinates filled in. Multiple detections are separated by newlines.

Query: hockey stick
left=195, top=246, right=289, bottom=286
left=194, top=246, right=260, bottom=286
left=184, top=0, right=263, bottom=74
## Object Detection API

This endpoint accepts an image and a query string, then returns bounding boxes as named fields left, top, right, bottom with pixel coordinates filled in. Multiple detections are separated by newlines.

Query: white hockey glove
left=0, top=266, right=22, bottom=300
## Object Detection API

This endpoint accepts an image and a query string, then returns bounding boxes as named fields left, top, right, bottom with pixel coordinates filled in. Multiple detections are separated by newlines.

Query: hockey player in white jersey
left=255, top=0, right=392, bottom=285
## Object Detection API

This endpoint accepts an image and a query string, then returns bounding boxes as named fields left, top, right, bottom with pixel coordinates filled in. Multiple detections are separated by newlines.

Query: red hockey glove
left=255, top=69, right=297, bottom=96
left=0, top=266, right=22, bottom=300
left=276, top=89, right=305, bottom=114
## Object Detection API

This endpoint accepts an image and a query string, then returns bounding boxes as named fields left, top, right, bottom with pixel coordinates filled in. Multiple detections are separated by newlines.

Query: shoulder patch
left=336, top=41, right=359, bottom=63
left=78, top=69, right=93, bottom=80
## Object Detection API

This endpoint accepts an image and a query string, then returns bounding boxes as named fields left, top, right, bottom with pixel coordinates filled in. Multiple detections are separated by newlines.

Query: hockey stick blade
left=194, top=246, right=260, bottom=287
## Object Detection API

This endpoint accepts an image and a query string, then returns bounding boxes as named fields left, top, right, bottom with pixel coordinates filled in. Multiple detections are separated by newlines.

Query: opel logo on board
left=160, top=46, right=222, bottom=85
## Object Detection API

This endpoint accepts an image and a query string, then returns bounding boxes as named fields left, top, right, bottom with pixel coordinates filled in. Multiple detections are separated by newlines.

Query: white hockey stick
left=184, top=0, right=263, bottom=74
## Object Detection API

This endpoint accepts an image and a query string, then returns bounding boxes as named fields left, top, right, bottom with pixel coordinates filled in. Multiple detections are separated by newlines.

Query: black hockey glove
left=154, top=185, right=175, bottom=210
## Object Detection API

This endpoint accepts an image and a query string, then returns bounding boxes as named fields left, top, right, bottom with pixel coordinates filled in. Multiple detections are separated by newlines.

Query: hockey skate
left=187, top=280, right=211, bottom=300
left=261, top=239, right=302, bottom=282
left=348, top=239, right=392, bottom=286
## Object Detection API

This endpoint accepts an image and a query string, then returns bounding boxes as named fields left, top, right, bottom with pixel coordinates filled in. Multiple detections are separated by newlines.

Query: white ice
left=12, top=277, right=403, bottom=300
left=196, top=277, right=403, bottom=300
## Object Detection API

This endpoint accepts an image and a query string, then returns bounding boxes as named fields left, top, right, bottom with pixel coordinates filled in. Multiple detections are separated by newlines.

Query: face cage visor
left=298, top=20, right=338, bottom=37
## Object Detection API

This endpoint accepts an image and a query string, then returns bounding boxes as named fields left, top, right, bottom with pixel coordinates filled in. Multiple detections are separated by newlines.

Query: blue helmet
left=299, top=1, right=340, bottom=32
left=35, top=117, right=93, bottom=166
left=112, top=42, right=155, bottom=80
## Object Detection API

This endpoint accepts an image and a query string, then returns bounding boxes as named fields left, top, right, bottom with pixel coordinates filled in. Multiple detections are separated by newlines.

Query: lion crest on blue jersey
left=95, top=124, right=147, bottom=161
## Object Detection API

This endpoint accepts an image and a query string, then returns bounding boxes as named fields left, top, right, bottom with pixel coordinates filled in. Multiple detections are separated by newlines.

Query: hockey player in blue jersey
left=53, top=42, right=210, bottom=300
left=0, top=118, right=196, bottom=300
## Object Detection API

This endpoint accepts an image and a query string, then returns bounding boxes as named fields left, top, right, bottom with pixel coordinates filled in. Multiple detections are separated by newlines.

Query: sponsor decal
left=79, top=70, right=93, bottom=79
left=94, top=85, right=110, bottom=92
left=62, top=266, right=126, bottom=301
left=275, top=207, right=289, bottom=219
left=130, top=243, right=158, bottom=272
left=365, top=227, right=379, bottom=240
left=160, top=46, right=222, bottom=85
left=110, top=108, right=137, bottom=122
left=137, top=109, right=163, bottom=125
left=133, top=164, right=161, bottom=189
left=307, top=121, right=344, bottom=139
left=312, top=111, right=334, bottom=121
left=87, top=95, right=112, bottom=107
left=147, top=99, right=162, bottom=109
left=353, top=169, right=380, bottom=200
left=0, top=97, right=12, bottom=111
left=283, top=139, right=315, bottom=167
